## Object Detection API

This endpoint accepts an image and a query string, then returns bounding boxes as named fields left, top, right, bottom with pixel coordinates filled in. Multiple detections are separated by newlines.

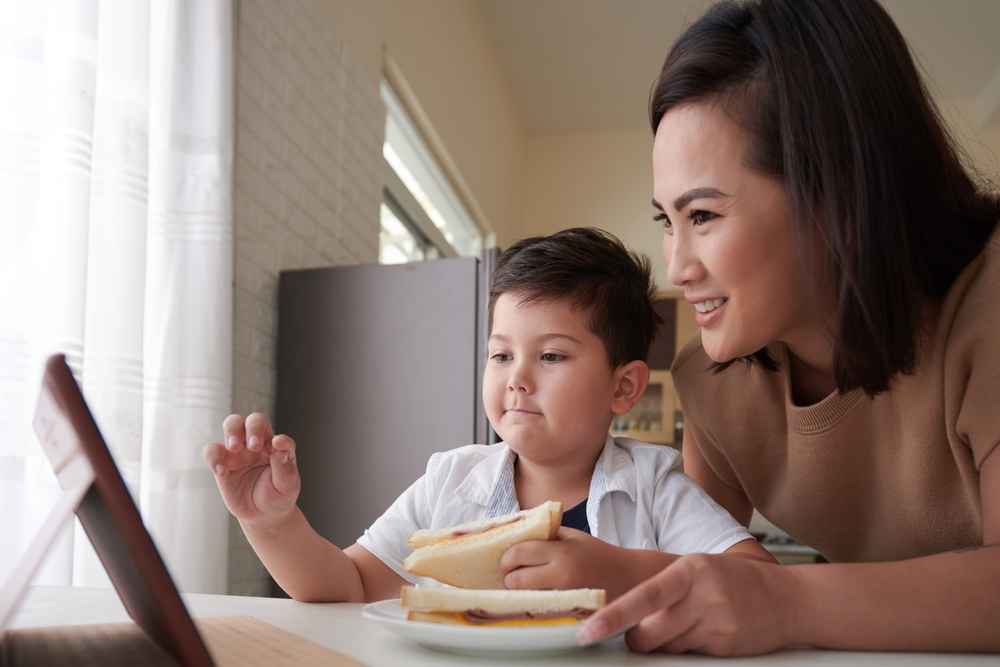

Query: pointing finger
left=626, top=602, right=699, bottom=653
left=577, top=559, right=693, bottom=645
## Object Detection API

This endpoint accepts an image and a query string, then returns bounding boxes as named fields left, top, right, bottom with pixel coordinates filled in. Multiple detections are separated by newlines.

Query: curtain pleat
left=0, top=0, right=234, bottom=594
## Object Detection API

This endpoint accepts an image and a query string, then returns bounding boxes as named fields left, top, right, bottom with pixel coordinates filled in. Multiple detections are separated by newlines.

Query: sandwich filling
left=446, top=516, right=521, bottom=540
left=408, top=607, right=595, bottom=627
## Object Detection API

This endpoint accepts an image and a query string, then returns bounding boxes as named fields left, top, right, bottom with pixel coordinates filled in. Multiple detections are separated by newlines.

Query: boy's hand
left=499, top=527, right=635, bottom=599
left=203, top=412, right=300, bottom=529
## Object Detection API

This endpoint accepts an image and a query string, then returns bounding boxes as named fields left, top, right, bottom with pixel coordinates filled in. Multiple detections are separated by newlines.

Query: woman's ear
left=611, top=360, right=650, bottom=415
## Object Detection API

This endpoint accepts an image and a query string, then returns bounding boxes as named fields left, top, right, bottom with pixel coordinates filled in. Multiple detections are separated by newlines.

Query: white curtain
left=0, top=0, right=234, bottom=593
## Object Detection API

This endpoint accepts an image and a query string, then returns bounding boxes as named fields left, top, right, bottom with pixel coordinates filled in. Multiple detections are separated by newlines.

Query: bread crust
left=403, top=501, right=564, bottom=588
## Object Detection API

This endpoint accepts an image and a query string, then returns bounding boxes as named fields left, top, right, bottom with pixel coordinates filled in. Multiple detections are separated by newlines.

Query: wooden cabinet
left=611, top=369, right=677, bottom=445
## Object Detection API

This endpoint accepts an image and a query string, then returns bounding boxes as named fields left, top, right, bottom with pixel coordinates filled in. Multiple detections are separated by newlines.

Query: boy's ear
left=611, top=360, right=650, bottom=416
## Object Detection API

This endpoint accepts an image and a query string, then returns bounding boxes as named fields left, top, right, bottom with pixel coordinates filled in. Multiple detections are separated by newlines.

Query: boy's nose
left=506, top=370, right=532, bottom=393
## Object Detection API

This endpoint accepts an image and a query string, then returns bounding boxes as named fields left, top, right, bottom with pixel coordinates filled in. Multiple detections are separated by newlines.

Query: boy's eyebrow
left=488, top=333, right=583, bottom=344
left=652, top=187, right=731, bottom=213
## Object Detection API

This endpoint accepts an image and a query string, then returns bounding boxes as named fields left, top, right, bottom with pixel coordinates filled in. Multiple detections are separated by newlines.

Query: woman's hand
left=578, top=553, right=795, bottom=656
left=203, top=412, right=300, bottom=530
left=499, top=527, right=652, bottom=600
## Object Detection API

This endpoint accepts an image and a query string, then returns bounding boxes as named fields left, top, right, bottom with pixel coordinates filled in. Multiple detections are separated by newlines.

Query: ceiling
left=478, top=0, right=1000, bottom=135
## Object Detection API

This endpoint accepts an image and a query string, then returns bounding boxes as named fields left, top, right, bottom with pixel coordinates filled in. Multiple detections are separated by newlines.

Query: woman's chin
left=701, top=336, right=751, bottom=364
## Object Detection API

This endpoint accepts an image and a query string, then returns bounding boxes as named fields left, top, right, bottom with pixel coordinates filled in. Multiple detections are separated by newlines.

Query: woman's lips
left=694, top=299, right=727, bottom=327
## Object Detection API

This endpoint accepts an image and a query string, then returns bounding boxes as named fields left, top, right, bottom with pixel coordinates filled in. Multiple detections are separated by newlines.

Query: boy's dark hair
left=650, top=0, right=1000, bottom=396
left=488, top=227, right=661, bottom=369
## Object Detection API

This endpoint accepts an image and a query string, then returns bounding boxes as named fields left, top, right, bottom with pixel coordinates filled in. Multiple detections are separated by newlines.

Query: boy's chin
left=502, top=431, right=606, bottom=464
left=498, top=431, right=553, bottom=456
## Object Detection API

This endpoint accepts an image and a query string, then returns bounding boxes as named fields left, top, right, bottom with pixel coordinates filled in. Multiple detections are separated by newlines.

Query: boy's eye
left=540, top=352, right=566, bottom=362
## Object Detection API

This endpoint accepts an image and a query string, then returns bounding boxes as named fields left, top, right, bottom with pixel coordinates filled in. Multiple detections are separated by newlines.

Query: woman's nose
left=665, top=233, right=703, bottom=287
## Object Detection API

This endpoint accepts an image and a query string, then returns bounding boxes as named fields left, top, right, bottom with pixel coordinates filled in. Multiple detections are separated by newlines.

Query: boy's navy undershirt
left=560, top=498, right=590, bottom=534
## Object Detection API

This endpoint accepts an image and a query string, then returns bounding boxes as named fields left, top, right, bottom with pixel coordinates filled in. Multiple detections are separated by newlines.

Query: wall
left=229, top=0, right=523, bottom=595
left=375, top=0, right=525, bottom=246
left=230, top=0, right=385, bottom=595
left=515, top=128, right=668, bottom=286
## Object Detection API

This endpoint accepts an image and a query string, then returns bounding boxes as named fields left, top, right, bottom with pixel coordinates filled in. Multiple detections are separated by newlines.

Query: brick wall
left=229, top=0, right=384, bottom=596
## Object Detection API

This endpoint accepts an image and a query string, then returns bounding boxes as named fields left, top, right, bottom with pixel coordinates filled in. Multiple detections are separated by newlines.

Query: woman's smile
left=691, top=296, right=728, bottom=327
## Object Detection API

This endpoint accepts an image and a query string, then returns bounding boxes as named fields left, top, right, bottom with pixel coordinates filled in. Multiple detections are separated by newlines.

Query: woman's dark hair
left=650, top=0, right=1000, bottom=395
left=489, top=227, right=662, bottom=368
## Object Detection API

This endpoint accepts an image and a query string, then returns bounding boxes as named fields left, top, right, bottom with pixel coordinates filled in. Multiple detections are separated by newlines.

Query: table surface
left=9, top=585, right=998, bottom=666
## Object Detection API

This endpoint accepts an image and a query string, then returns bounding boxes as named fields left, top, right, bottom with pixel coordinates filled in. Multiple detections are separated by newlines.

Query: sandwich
left=400, top=585, right=606, bottom=627
left=403, top=501, right=563, bottom=589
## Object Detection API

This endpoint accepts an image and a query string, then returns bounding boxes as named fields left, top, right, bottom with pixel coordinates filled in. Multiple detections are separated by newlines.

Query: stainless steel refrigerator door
left=275, top=258, right=482, bottom=550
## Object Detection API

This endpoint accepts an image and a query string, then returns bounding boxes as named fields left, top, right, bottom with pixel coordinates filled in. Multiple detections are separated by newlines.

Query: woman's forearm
left=617, top=549, right=680, bottom=600
left=784, top=545, right=1000, bottom=652
left=615, top=540, right=773, bottom=601
left=240, top=507, right=365, bottom=602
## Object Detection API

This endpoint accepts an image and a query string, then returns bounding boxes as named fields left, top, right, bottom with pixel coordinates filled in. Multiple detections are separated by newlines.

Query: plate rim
left=364, top=598, right=582, bottom=627
left=362, top=598, right=586, bottom=644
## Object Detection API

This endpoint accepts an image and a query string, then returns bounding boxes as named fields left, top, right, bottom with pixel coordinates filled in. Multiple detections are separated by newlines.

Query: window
left=378, top=197, right=438, bottom=264
left=379, top=79, right=484, bottom=262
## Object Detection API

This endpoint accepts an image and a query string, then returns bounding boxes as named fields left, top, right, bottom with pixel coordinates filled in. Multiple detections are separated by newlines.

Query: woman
left=579, top=0, right=1000, bottom=655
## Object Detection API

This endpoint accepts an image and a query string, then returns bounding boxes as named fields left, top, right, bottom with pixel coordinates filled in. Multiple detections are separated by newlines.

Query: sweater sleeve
left=951, top=235, right=1000, bottom=469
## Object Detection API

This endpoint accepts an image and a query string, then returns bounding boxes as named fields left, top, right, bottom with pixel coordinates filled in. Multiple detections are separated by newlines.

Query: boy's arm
left=210, top=413, right=428, bottom=603
left=603, top=537, right=774, bottom=600
left=724, top=537, right=778, bottom=562
left=600, top=440, right=775, bottom=594
left=240, top=507, right=365, bottom=602
left=344, top=544, right=411, bottom=602
left=242, top=509, right=409, bottom=603
left=501, top=530, right=774, bottom=602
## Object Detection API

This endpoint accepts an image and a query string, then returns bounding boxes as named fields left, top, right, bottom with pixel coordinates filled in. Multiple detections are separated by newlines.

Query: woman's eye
left=490, top=353, right=511, bottom=363
left=653, top=212, right=672, bottom=233
left=689, top=209, right=717, bottom=225
left=540, top=352, right=566, bottom=362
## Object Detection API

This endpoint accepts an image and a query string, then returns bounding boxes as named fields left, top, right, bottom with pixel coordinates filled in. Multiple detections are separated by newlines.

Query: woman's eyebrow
left=653, top=187, right=731, bottom=213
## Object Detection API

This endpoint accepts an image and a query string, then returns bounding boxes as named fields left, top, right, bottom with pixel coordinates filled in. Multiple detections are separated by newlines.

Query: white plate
left=362, top=598, right=592, bottom=657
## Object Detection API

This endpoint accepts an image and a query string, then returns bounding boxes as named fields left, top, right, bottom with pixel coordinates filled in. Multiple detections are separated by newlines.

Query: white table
left=10, top=585, right=997, bottom=666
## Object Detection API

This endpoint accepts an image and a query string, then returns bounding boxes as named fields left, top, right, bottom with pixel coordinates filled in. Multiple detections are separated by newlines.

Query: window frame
left=380, top=79, right=484, bottom=260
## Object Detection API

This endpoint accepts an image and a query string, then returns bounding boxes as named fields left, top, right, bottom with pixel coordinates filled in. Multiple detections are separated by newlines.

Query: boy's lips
left=504, top=407, right=542, bottom=416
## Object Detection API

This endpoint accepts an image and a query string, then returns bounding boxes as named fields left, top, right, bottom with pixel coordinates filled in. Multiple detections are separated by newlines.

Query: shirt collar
left=454, top=435, right=637, bottom=518
left=589, top=434, right=637, bottom=504
left=454, top=444, right=518, bottom=515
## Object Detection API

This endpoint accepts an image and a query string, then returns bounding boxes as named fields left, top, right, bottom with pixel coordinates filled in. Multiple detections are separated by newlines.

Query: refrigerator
left=274, top=253, right=497, bottom=557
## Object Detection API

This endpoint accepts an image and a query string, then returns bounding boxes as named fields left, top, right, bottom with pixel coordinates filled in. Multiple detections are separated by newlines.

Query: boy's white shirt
left=356, top=435, right=753, bottom=585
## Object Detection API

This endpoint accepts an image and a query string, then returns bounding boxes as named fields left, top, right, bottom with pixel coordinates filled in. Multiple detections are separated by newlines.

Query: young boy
left=204, top=227, right=773, bottom=603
